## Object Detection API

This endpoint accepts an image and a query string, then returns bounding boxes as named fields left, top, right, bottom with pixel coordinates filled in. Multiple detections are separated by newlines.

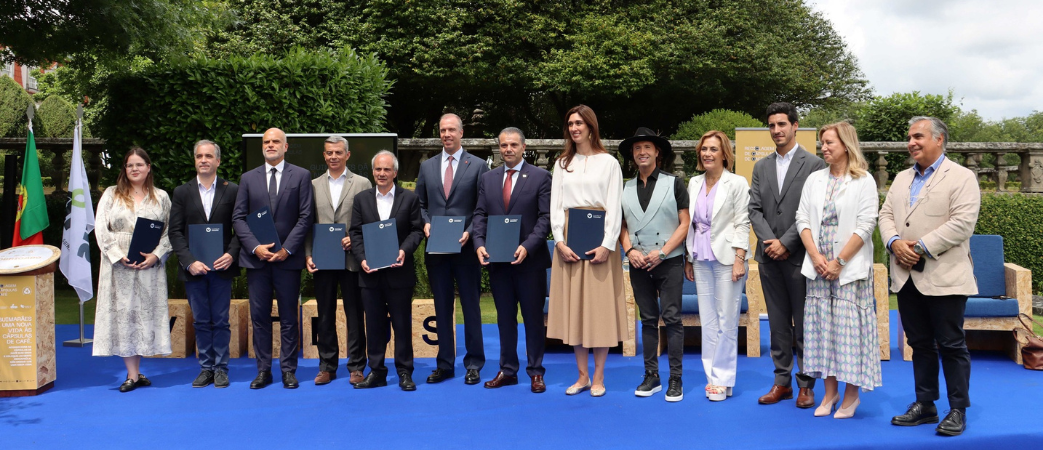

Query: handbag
left=1012, top=313, right=1043, bottom=370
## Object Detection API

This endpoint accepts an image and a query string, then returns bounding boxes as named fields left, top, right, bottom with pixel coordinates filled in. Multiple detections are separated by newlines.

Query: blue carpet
left=2, top=310, right=1042, bottom=449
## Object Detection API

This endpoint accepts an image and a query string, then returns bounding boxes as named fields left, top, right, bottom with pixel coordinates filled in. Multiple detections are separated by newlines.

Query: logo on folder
left=206, top=227, right=212, bottom=233
left=329, top=226, right=335, bottom=232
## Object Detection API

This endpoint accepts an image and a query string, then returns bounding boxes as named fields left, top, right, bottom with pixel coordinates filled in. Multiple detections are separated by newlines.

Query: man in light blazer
left=472, top=127, right=552, bottom=393
left=880, top=116, right=980, bottom=436
left=168, top=140, right=240, bottom=388
left=349, top=150, right=425, bottom=391
left=232, top=127, right=314, bottom=390
left=748, top=102, right=826, bottom=407
left=415, top=113, right=491, bottom=385
left=305, top=135, right=373, bottom=386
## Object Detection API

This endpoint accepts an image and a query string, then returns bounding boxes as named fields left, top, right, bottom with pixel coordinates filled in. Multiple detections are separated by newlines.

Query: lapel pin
left=522, top=174, right=527, bottom=178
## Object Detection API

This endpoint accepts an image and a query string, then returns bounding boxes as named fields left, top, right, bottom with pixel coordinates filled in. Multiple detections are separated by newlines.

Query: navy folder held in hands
left=361, top=218, right=399, bottom=270
left=127, top=217, right=165, bottom=264
left=313, top=223, right=347, bottom=270
left=486, top=215, right=522, bottom=263
left=246, top=206, right=282, bottom=253
left=566, top=208, right=605, bottom=260
left=188, top=224, right=224, bottom=268
left=426, top=215, right=465, bottom=254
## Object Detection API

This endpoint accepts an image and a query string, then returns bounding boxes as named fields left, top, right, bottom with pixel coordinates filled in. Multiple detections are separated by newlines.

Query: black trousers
left=759, top=259, right=815, bottom=388
left=897, top=279, right=971, bottom=409
left=246, top=266, right=300, bottom=373
left=361, top=286, right=414, bottom=377
left=629, top=256, right=684, bottom=376
left=426, top=253, right=484, bottom=371
left=312, top=269, right=367, bottom=373
left=489, top=267, right=546, bottom=377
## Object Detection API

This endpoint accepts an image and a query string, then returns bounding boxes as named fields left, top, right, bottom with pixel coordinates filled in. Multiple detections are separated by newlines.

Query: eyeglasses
left=125, top=163, right=148, bottom=170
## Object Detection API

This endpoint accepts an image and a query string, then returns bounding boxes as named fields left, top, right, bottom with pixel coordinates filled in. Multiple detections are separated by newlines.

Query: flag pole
left=63, top=104, right=93, bottom=348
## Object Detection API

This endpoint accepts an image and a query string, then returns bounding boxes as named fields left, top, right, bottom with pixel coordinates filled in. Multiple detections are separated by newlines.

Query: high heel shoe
left=814, top=394, right=839, bottom=417
left=834, top=397, right=860, bottom=419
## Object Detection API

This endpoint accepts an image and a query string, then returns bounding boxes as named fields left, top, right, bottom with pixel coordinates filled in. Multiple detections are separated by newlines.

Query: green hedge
left=0, top=75, right=42, bottom=137
left=672, top=109, right=764, bottom=176
left=975, top=193, right=1043, bottom=292
left=99, top=47, right=391, bottom=192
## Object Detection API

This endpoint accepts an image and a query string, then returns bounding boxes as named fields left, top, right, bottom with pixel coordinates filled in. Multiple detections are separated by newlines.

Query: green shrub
left=0, top=75, right=41, bottom=137
left=99, top=47, right=391, bottom=192
left=975, top=193, right=1043, bottom=292
left=36, top=95, right=77, bottom=138
left=673, top=109, right=763, bottom=175
left=855, top=92, right=958, bottom=181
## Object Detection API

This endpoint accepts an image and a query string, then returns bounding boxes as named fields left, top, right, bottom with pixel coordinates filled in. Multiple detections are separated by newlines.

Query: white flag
left=59, top=119, right=95, bottom=303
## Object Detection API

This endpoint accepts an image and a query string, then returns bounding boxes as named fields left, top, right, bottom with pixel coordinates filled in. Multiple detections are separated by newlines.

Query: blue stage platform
left=2, top=311, right=1041, bottom=449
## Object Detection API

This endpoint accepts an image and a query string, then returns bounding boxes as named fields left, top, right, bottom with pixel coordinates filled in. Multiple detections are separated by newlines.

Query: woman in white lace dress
left=93, top=147, right=173, bottom=392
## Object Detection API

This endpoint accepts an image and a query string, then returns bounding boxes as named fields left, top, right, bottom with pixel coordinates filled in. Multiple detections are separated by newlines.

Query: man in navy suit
left=168, top=140, right=240, bottom=389
left=415, top=113, right=490, bottom=385
left=473, top=127, right=552, bottom=393
left=232, top=128, right=314, bottom=390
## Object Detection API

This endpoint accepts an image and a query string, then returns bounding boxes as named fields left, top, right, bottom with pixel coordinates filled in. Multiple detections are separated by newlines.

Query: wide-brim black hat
left=619, top=127, right=673, bottom=170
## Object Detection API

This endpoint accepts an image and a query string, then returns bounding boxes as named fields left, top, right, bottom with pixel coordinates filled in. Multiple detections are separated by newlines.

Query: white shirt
left=265, top=160, right=286, bottom=195
left=549, top=153, right=624, bottom=250
left=197, top=176, right=216, bottom=220
left=327, top=170, right=347, bottom=211
left=775, top=145, right=796, bottom=194
left=440, top=148, right=462, bottom=180
left=502, top=160, right=524, bottom=195
left=376, top=187, right=395, bottom=220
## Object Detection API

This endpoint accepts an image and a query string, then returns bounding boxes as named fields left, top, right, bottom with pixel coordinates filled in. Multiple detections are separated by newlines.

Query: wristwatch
left=913, top=242, right=926, bottom=256
left=837, top=257, right=847, bottom=266
left=658, top=250, right=667, bottom=259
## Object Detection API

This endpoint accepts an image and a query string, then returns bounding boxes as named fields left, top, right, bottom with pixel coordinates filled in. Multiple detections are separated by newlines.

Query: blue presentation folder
left=246, top=206, right=282, bottom=253
left=127, top=217, right=165, bottom=264
left=426, top=215, right=465, bottom=254
left=188, top=224, right=224, bottom=268
left=362, top=218, right=399, bottom=270
left=566, top=208, right=605, bottom=260
left=313, top=223, right=347, bottom=270
left=486, top=215, right=522, bottom=263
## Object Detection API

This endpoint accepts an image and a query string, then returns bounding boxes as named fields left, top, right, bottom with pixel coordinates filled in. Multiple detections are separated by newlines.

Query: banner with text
left=0, top=276, right=37, bottom=390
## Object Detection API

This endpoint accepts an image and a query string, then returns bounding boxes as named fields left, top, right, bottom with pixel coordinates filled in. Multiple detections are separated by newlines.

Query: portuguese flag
left=13, top=123, right=49, bottom=246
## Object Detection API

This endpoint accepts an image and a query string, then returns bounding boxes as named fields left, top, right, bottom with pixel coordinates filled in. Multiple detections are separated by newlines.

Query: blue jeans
left=185, top=273, right=233, bottom=372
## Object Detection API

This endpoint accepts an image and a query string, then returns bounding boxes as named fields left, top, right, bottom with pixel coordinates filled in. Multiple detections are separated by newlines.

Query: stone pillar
left=536, top=149, right=550, bottom=170
left=995, top=152, right=1008, bottom=191
left=875, top=151, right=889, bottom=189
left=672, top=147, right=686, bottom=179
left=47, top=148, right=66, bottom=191
left=964, top=153, right=980, bottom=181
left=1019, top=149, right=1043, bottom=193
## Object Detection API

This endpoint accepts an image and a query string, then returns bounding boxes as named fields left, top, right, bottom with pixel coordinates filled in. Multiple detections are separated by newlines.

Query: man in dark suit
left=472, top=127, right=552, bottom=393
left=232, top=127, right=314, bottom=389
left=168, top=139, right=240, bottom=389
left=748, top=102, right=826, bottom=407
left=305, top=135, right=373, bottom=386
left=415, top=113, right=491, bottom=385
left=349, top=150, right=425, bottom=391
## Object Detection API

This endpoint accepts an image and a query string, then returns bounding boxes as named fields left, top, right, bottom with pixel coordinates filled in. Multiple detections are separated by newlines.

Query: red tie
left=443, top=155, right=454, bottom=198
left=503, top=169, right=516, bottom=209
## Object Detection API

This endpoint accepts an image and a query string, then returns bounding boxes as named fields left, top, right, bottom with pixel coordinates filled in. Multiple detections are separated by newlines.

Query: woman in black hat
left=618, top=127, right=691, bottom=402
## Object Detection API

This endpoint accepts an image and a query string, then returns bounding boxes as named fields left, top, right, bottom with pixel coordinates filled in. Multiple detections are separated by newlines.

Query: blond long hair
left=819, top=122, right=868, bottom=179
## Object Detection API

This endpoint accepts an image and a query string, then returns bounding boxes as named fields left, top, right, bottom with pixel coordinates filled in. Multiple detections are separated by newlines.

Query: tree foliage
left=36, top=95, right=76, bottom=138
left=673, top=108, right=764, bottom=175
left=0, top=75, right=41, bottom=137
left=98, top=48, right=391, bottom=192
left=206, top=0, right=870, bottom=138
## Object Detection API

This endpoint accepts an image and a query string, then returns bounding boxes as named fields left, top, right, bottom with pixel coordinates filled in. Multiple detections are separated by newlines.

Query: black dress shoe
left=282, top=371, right=299, bottom=389
left=427, top=368, right=455, bottom=384
left=464, top=369, right=481, bottom=385
left=936, top=409, right=966, bottom=436
left=118, top=378, right=137, bottom=393
left=399, top=373, right=416, bottom=391
left=134, top=374, right=151, bottom=387
left=891, top=401, right=939, bottom=426
left=214, top=371, right=229, bottom=388
left=354, top=372, right=388, bottom=389
left=250, top=371, right=273, bottom=389
left=192, top=370, right=215, bottom=388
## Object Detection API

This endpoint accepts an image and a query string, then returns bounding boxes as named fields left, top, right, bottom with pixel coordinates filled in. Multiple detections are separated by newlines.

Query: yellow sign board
left=0, top=275, right=37, bottom=390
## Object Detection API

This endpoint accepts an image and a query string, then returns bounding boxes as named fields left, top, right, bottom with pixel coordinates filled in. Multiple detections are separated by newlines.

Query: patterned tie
left=443, top=155, right=454, bottom=198
left=268, top=167, right=278, bottom=214
left=503, top=169, right=516, bottom=210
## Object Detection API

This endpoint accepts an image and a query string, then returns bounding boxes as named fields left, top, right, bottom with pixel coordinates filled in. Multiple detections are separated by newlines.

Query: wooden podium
left=0, top=245, right=60, bottom=397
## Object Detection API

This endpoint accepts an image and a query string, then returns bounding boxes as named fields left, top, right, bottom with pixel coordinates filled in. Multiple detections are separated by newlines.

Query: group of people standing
left=89, top=101, right=979, bottom=437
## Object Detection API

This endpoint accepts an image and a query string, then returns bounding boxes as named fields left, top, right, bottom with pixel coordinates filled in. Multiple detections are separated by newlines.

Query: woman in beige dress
left=547, top=104, right=626, bottom=397
left=93, top=147, right=173, bottom=392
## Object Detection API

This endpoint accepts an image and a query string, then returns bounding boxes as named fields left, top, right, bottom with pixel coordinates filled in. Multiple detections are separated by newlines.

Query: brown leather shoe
left=483, top=371, right=519, bottom=389
left=531, top=375, right=546, bottom=394
left=796, top=387, right=815, bottom=409
left=349, top=370, right=364, bottom=385
left=758, top=385, right=794, bottom=404
left=314, top=371, right=336, bottom=386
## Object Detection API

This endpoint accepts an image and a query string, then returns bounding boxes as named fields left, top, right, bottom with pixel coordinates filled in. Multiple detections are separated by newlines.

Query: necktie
left=443, top=155, right=454, bottom=198
left=503, top=169, right=516, bottom=209
left=269, top=167, right=278, bottom=214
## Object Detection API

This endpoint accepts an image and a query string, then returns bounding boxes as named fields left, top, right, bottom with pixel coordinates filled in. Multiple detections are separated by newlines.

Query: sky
left=807, top=0, right=1043, bottom=121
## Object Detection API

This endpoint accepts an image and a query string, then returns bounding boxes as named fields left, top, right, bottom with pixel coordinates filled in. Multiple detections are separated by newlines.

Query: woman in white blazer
left=795, top=121, right=881, bottom=419
left=683, top=130, right=750, bottom=402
